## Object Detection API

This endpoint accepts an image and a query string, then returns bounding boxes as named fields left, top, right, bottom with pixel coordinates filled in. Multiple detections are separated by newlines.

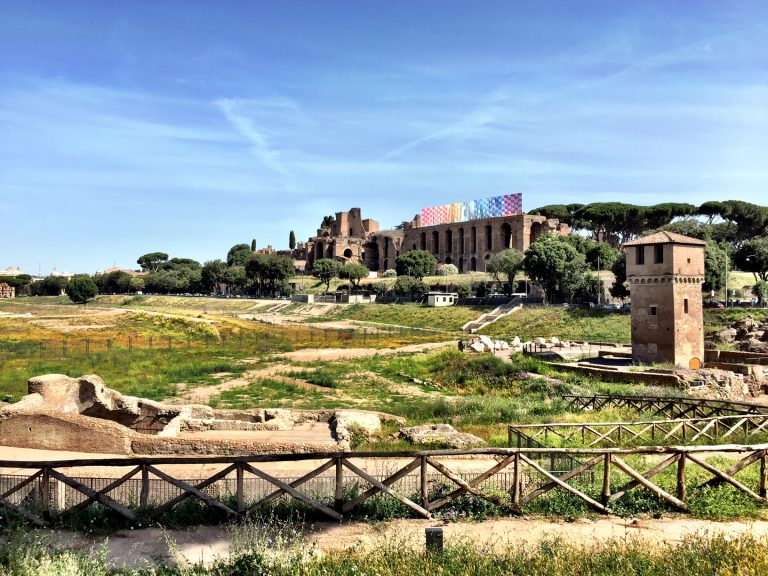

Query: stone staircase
left=461, top=298, right=523, bottom=334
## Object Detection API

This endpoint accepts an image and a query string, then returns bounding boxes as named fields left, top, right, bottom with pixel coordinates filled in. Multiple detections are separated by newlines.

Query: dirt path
left=171, top=364, right=352, bottom=405
left=279, top=340, right=456, bottom=362
left=38, top=516, right=768, bottom=569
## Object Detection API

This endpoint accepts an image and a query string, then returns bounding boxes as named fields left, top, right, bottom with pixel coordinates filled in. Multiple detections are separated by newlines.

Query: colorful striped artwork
left=420, top=194, right=523, bottom=226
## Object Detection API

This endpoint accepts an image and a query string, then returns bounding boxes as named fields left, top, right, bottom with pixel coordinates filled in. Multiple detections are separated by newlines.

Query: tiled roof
left=623, top=231, right=707, bottom=247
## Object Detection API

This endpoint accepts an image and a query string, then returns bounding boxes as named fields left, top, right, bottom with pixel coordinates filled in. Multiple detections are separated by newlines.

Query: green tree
left=289, top=230, right=296, bottom=250
left=753, top=281, right=768, bottom=306
left=703, top=242, right=727, bottom=293
left=227, top=244, right=253, bottom=267
left=733, top=238, right=768, bottom=282
left=395, top=250, right=437, bottom=280
left=245, top=254, right=295, bottom=296
left=486, top=249, right=524, bottom=294
left=342, top=263, right=370, bottom=291
left=137, top=252, right=168, bottom=272
left=226, top=265, right=247, bottom=290
left=321, top=215, right=335, bottom=228
left=586, top=242, right=619, bottom=272
left=393, top=275, right=417, bottom=296
left=30, top=275, right=67, bottom=296
left=202, top=260, right=228, bottom=293
left=523, top=233, right=589, bottom=303
left=609, top=252, right=630, bottom=301
left=312, top=258, right=341, bottom=292
left=251, top=238, right=257, bottom=251
left=129, top=277, right=145, bottom=293
left=65, top=276, right=98, bottom=304
left=370, top=281, right=389, bottom=297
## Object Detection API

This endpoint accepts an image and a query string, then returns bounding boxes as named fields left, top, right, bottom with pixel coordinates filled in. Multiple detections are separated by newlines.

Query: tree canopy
left=65, top=276, right=98, bottom=304
left=395, top=250, right=437, bottom=280
left=733, top=238, right=768, bottom=282
left=137, top=252, right=168, bottom=272
left=311, top=258, right=341, bottom=292
left=245, top=253, right=294, bottom=296
left=486, top=249, right=524, bottom=294
left=523, top=234, right=590, bottom=303
left=341, top=263, right=370, bottom=290
left=227, top=243, right=253, bottom=267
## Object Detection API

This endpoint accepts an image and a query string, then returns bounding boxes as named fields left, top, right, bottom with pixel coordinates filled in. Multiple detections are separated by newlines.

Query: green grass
left=478, top=306, right=632, bottom=342
left=321, top=302, right=490, bottom=331
left=4, top=522, right=768, bottom=575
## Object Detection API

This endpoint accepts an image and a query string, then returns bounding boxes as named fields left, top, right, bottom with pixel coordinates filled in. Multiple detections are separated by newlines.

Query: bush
left=456, top=284, right=472, bottom=298
left=371, top=281, right=389, bottom=296
left=382, top=269, right=397, bottom=278
left=436, top=264, right=458, bottom=276
left=65, top=276, right=99, bottom=304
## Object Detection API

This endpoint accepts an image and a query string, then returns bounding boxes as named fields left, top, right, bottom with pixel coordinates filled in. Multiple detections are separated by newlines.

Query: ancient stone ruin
left=0, top=374, right=391, bottom=455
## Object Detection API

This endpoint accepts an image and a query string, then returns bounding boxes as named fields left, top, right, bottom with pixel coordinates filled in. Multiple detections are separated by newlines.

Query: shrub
left=436, top=264, right=458, bottom=276
left=382, top=269, right=397, bottom=278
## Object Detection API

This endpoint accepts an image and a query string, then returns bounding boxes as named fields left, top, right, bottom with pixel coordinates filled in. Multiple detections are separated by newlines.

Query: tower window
left=650, top=306, right=657, bottom=316
left=654, top=244, right=664, bottom=264
left=684, top=299, right=689, bottom=314
left=636, top=246, right=645, bottom=265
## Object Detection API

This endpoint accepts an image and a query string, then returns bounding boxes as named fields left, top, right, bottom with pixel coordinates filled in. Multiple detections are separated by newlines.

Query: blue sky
left=1, top=1, right=767, bottom=274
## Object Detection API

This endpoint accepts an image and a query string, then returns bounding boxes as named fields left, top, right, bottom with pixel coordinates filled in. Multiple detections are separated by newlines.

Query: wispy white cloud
left=382, top=21, right=768, bottom=161
left=214, top=98, right=293, bottom=177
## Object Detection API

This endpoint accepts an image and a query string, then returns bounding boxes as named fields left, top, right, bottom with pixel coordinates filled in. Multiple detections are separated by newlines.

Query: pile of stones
left=706, top=316, right=768, bottom=353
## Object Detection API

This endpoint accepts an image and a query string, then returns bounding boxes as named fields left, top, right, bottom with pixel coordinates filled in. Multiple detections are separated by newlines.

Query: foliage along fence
left=562, top=393, right=766, bottom=418
left=2, top=446, right=768, bottom=527
left=507, top=394, right=768, bottom=450
left=509, top=414, right=768, bottom=449
left=0, top=324, right=435, bottom=364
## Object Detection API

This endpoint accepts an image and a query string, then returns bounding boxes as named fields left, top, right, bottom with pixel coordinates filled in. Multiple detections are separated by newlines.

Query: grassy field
left=478, top=307, right=632, bottom=343
left=2, top=524, right=768, bottom=575
left=320, top=302, right=491, bottom=331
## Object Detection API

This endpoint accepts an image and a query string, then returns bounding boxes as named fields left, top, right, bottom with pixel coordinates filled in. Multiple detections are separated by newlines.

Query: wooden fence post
left=140, top=464, right=150, bottom=509
left=512, top=452, right=521, bottom=506
left=335, top=457, right=344, bottom=511
left=677, top=453, right=687, bottom=502
left=601, top=454, right=611, bottom=505
left=236, top=463, right=245, bottom=513
left=760, top=452, right=767, bottom=499
left=420, top=455, right=429, bottom=506
left=40, top=467, right=51, bottom=520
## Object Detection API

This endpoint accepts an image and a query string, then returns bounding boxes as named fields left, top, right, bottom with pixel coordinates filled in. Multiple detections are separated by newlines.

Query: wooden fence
left=2, top=446, right=768, bottom=526
left=562, top=393, right=766, bottom=419
left=509, top=414, right=768, bottom=448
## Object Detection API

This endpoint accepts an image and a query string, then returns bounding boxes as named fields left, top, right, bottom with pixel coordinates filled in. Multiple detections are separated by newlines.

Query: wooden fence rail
left=2, top=446, right=768, bottom=526
left=562, top=394, right=766, bottom=419
left=509, top=414, right=768, bottom=449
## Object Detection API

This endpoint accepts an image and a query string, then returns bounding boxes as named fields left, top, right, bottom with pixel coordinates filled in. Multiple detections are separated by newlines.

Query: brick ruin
left=0, top=283, right=15, bottom=298
left=305, top=207, right=570, bottom=272
left=624, top=231, right=706, bottom=368
left=0, top=374, right=388, bottom=455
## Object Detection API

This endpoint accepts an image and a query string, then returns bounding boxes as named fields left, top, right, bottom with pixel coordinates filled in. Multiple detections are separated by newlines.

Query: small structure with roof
left=426, top=291, right=458, bottom=307
left=623, top=231, right=706, bottom=368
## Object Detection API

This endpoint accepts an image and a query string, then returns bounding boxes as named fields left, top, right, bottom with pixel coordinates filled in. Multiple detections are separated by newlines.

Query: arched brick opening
left=530, top=222, right=543, bottom=244
left=485, top=225, right=493, bottom=251
left=445, top=229, right=453, bottom=253
left=420, top=232, right=427, bottom=250
left=471, top=257, right=477, bottom=272
left=432, top=231, right=440, bottom=254
left=315, top=242, right=324, bottom=261
left=459, top=257, right=464, bottom=273
left=501, top=223, right=512, bottom=248
left=343, top=248, right=353, bottom=258
left=471, top=227, right=477, bottom=253
left=459, top=228, right=465, bottom=255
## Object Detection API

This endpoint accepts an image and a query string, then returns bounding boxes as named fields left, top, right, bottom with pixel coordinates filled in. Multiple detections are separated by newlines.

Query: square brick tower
left=623, top=231, right=706, bottom=368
